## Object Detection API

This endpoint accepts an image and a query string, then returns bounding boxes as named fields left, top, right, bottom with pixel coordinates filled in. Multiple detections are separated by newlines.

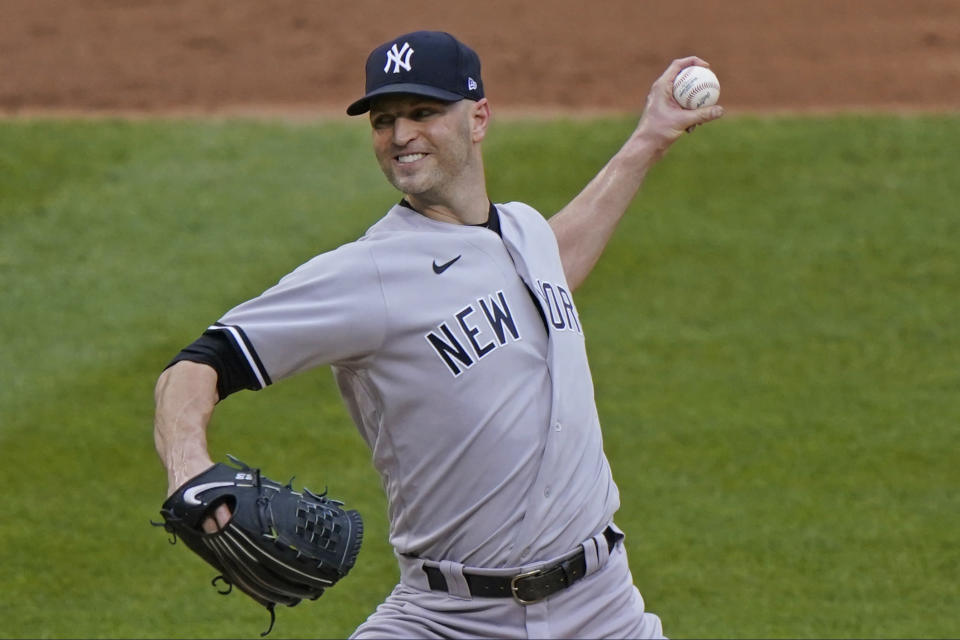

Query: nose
left=392, top=117, right=418, bottom=146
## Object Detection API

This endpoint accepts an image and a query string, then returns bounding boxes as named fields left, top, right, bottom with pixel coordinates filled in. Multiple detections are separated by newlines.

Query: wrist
left=621, top=128, right=671, bottom=168
left=166, top=454, right=215, bottom=496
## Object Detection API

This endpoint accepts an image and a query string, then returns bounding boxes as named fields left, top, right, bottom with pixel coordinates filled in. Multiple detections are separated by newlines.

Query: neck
left=404, top=159, right=490, bottom=225
left=405, top=195, right=490, bottom=225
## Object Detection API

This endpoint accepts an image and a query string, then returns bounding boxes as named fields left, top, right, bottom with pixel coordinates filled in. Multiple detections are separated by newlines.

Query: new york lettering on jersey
left=424, top=289, right=522, bottom=376
left=534, top=279, right=582, bottom=334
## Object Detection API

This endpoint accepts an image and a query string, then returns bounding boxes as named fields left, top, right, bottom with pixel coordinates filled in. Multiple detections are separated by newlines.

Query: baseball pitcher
left=153, top=30, right=724, bottom=638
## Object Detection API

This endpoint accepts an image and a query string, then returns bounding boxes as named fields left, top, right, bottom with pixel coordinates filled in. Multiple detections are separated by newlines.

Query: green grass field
left=1, top=113, right=957, bottom=638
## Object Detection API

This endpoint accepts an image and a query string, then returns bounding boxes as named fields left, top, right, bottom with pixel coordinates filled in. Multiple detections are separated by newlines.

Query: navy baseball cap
left=346, top=31, right=484, bottom=116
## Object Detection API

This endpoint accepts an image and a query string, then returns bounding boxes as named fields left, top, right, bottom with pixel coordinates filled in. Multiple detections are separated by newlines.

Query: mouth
left=396, top=152, right=427, bottom=165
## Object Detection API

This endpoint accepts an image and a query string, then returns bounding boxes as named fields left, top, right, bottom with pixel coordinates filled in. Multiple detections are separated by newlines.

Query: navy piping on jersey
left=207, top=323, right=271, bottom=387
left=477, top=202, right=502, bottom=236
left=166, top=323, right=270, bottom=399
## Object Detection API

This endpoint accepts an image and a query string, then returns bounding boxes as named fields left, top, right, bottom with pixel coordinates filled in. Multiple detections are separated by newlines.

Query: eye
left=371, top=114, right=395, bottom=129
left=412, top=107, right=439, bottom=121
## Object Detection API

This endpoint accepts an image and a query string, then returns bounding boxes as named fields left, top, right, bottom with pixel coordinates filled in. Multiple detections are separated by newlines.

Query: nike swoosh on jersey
left=183, top=481, right=234, bottom=506
left=432, top=255, right=462, bottom=274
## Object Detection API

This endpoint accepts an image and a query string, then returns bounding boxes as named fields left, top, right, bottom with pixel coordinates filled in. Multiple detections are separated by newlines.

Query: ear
left=470, top=98, right=491, bottom=143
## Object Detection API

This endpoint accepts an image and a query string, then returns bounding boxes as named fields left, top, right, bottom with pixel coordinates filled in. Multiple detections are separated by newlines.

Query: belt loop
left=580, top=536, right=601, bottom=576
left=594, top=528, right=611, bottom=568
left=439, top=559, right=472, bottom=600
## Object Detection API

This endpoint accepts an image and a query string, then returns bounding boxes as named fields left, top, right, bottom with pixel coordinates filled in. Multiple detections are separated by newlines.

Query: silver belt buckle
left=510, top=568, right=545, bottom=605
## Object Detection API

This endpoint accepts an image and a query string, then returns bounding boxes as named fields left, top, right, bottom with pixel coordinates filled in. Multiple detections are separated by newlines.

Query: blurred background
left=2, top=0, right=959, bottom=116
left=1, top=1, right=958, bottom=638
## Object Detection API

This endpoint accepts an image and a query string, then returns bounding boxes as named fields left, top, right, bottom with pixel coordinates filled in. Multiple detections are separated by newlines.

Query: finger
left=695, top=104, right=726, bottom=124
left=213, top=502, right=233, bottom=528
left=201, top=517, right=220, bottom=534
left=657, top=56, right=711, bottom=86
left=685, top=104, right=726, bottom=130
left=201, top=502, right=233, bottom=533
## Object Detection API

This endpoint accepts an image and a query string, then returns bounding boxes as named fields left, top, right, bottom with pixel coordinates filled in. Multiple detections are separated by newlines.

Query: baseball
left=672, top=65, right=720, bottom=109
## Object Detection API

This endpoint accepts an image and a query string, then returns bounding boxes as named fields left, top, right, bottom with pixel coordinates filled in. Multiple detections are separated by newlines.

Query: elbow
left=154, top=366, right=173, bottom=406
left=152, top=361, right=220, bottom=466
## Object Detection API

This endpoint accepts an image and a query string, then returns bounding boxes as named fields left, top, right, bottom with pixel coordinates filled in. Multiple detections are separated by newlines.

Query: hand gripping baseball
left=635, top=56, right=725, bottom=157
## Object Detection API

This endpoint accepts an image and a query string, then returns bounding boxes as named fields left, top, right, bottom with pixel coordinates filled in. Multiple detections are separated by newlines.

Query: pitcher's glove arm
left=153, top=455, right=363, bottom=636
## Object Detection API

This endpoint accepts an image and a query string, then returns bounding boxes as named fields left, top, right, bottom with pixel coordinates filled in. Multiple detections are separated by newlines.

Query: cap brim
left=346, top=83, right=465, bottom=115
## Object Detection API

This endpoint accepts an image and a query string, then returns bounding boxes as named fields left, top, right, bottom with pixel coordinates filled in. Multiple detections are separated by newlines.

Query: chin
left=390, top=174, right=436, bottom=197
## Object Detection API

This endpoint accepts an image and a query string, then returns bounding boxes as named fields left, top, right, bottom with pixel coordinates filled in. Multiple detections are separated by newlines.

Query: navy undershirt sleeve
left=166, top=329, right=262, bottom=400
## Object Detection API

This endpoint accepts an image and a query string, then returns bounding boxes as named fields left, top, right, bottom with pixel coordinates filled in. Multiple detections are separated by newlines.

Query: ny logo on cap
left=384, top=42, right=414, bottom=73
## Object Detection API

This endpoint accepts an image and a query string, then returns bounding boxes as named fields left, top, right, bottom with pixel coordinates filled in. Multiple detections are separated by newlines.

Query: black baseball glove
left=153, top=455, right=363, bottom=636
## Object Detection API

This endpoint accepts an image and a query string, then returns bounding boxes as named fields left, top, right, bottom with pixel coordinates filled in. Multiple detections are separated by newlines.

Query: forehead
left=369, top=93, right=457, bottom=115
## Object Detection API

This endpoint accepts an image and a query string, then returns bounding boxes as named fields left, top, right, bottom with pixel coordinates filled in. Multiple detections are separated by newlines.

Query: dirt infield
left=2, top=0, right=959, bottom=116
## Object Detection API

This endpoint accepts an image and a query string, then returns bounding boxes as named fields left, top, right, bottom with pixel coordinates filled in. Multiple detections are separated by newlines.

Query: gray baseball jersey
left=213, top=201, right=620, bottom=568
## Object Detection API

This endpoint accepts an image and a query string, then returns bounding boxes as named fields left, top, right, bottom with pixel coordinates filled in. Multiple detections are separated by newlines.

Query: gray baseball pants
left=351, top=526, right=665, bottom=639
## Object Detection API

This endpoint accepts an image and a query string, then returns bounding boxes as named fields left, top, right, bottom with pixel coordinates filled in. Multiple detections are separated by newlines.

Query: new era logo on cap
left=347, top=31, right=484, bottom=115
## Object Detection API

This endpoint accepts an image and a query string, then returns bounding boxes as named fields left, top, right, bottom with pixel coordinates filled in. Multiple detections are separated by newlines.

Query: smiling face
left=369, top=94, right=489, bottom=209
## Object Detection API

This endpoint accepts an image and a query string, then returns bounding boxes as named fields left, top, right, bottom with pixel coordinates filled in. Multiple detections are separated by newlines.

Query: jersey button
left=554, top=423, right=562, bottom=432
left=544, top=486, right=551, bottom=498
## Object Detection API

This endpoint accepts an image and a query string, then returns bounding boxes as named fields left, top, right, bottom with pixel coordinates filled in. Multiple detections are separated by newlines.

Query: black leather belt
left=423, top=526, right=620, bottom=605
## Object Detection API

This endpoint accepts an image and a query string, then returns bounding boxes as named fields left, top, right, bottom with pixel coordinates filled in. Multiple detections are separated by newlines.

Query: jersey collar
left=398, top=199, right=501, bottom=237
